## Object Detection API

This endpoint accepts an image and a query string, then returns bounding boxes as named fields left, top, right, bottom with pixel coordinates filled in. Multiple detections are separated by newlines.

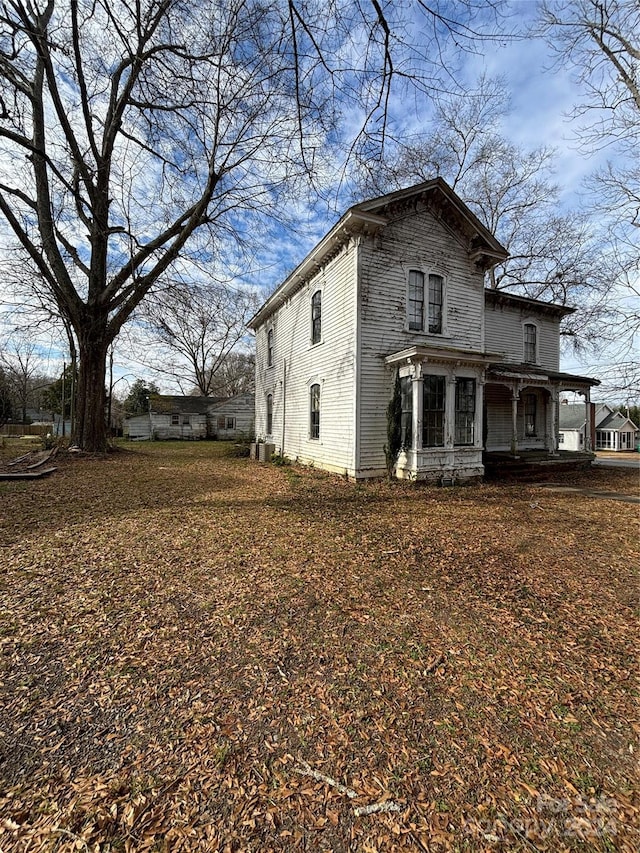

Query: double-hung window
left=310, top=384, right=320, bottom=439
left=524, top=393, right=537, bottom=436
left=311, top=290, right=322, bottom=344
left=454, top=379, right=476, bottom=445
left=267, top=328, right=274, bottom=367
left=408, top=270, right=443, bottom=333
left=408, top=271, right=424, bottom=331
left=400, top=376, right=413, bottom=449
left=524, top=323, right=537, bottom=363
left=428, top=274, right=443, bottom=333
left=266, top=394, right=273, bottom=435
left=422, top=375, right=445, bottom=447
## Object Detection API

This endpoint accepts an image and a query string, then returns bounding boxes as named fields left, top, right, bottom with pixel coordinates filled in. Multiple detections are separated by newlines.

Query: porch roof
left=487, top=362, right=600, bottom=388
left=385, top=344, right=503, bottom=368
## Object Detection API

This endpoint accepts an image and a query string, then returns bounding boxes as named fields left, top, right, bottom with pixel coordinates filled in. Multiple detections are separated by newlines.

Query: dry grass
left=0, top=442, right=638, bottom=852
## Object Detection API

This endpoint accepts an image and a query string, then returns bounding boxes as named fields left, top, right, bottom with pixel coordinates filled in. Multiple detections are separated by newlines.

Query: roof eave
left=247, top=209, right=387, bottom=330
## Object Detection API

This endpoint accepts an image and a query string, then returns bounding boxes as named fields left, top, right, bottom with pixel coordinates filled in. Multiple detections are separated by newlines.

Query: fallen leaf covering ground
left=0, top=441, right=638, bottom=852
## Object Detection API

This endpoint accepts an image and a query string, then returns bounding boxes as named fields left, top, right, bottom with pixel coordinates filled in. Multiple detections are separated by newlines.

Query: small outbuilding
left=123, top=393, right=255, bottom=441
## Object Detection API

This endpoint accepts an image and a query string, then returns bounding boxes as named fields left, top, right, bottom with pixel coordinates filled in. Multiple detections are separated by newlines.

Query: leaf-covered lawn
left=0, top=442, right=638, bottom=852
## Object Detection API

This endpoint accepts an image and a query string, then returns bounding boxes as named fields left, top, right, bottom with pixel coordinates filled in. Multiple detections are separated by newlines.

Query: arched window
left=311, top=290, right=322, bottom=344
left=267, top=328, right=274, bottom=367
left=310, top=383, right=320, bottom=439
left=524, top=323, right=537, bottom=363
left=266, top=393, right=273, bottom=435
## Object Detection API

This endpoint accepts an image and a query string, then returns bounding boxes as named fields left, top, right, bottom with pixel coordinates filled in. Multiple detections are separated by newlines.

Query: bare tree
left=0, top=0, right=511, bottom=451
left=0, top=336, right=50, bottom=423
left=537, top=0, right=639, bottom=385
left=139, top=282, right=257, bottom=396
left=207, top=351, right=255, bottom=398
left=354, top=75, right=613, bottom=349
left=538, top=0, right=639, bottom=238
left=0, top=365, right=12, bottom=426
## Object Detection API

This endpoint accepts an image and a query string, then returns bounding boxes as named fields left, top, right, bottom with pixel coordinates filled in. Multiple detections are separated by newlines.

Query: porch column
left=476, top=378, right=485, bottom=449
left=548, top=390, right=558, bottom=456
left=412, top=362, right=423, bottom=460
left=511, top=389, right=519, bottom=457
left=584, top=389, right=592, bottom=451
left=445, top=375, right=456, bottom=448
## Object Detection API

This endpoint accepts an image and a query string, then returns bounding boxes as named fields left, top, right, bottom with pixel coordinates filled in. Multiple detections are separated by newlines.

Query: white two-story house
left=248, top=179, right=598, bottom=481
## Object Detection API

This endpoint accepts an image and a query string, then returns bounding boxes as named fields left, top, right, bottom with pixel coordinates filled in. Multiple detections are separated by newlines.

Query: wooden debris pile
left=0, top=446, right=58, bottom=479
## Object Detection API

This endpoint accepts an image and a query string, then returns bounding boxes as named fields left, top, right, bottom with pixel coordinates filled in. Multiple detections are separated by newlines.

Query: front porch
left=483, top=449, right=595, bottom=480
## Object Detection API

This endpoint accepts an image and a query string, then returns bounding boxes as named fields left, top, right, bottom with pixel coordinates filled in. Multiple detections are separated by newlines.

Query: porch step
left=483, top=451, right=595, bottom=481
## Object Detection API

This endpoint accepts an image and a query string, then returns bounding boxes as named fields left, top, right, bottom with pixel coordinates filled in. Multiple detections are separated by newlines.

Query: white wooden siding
left=254, top=240, right=358, bottom=475
left=484, top=384, right=550, bottom=451
left=208, top=393, right=254, bottom=439
left=559, top=429, right=584, bottom=451
left=356, top=208, right=486, bottom=473
left=484, top=302, right=560, bottom=370
left=149, top=413, right=208, bottom=440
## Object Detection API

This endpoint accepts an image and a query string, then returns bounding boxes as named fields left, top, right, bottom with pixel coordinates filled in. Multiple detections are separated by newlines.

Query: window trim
left=523, top=321, right=538, bottom=364
left=309, top=382, right=320, bottom=440
left=311, top=289, right=322, bottom=346
left=524, top=392, right=537, bottom=437
left=405, top=267, right=447, bottom=335
left=422, top=374, right=446, bottom=447
left=171, top=413, right=180, bottom=426
left=266, top=393, right=273, bottom=436
left=427, top=273, right=444, bottom=335
left=267, top=327, right=274, bottom=368
left=454, top=377, right=476, bottom=446
left=407, top=270, right=425, bottom=331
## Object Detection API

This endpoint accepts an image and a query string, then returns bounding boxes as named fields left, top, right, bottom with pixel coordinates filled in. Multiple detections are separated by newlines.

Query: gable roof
left=596, top=410, right=639, bottom=431
left=149, top=395, right=222, bottom=415
left=248, top=178, right=509, bottom=330
left=208, top=392, right=255, bottom=412
left=559, top=404, right=587, bottom=430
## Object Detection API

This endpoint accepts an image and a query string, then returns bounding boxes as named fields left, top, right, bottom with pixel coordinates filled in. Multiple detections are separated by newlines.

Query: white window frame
left=523, top=321, right=539, bottom=364
left=311, top=288, right=323, bottom=346
left=266, top=393, right=273, bottom=436
left=267, top=327, right=274, bottom=368
left=309, top=382, right=320, bottom=440
left=454, top=377, right=476, bottom=446
left=405, top=267, right=447, bottom=336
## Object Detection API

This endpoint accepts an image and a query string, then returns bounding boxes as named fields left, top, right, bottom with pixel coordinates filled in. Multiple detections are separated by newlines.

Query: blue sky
left=1, top=0, right=636, bottom=403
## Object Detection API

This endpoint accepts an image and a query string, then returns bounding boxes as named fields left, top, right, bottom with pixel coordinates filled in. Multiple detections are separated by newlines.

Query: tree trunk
left=74, top=334, right=109, bottom=452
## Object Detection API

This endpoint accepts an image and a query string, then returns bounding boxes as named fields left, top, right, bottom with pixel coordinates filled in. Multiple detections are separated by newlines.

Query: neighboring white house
left=559, top=403, right=639, bottom=452
left=558, top=403, right=588, bottom=451
left=595, top=407, right=638, bottom=451
left=208, top=392, right=255, bottom=439
left=124, top=395, right=212, bottom=440
left=248, top=179, right=599, bottom=482
left=124, top=393, right=255, bottom=441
